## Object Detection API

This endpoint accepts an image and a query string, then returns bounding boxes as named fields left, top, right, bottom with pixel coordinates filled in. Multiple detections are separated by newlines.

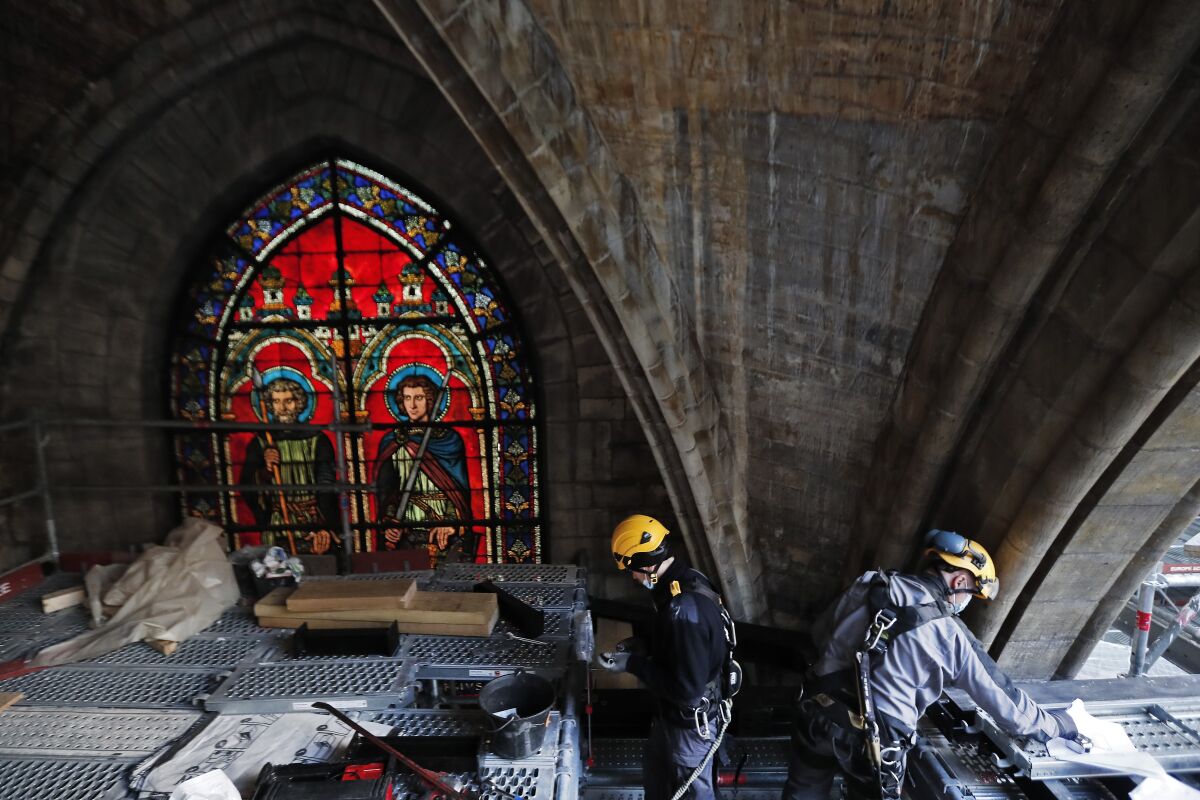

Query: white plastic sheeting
left=31, top=518, right=238, bottom=666
left=1047, top=699, right=1200, bottom=800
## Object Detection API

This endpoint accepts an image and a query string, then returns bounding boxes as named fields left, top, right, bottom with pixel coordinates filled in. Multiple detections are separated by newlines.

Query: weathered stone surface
left=3, top=0, right=1200, bottom=677
left=0, top=6, right=667, bottom=588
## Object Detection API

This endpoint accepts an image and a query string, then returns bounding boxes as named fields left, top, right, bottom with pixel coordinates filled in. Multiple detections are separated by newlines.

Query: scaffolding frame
left=0, top=415, right=396, bottom=575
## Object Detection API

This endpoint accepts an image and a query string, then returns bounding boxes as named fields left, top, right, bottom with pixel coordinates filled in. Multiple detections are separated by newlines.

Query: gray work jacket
left=810, top=571, right=1068, bottom=741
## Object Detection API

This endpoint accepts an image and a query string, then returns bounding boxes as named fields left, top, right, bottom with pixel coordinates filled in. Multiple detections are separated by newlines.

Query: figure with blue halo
left=375, top=372, right=471, bottom=555
left=239, top=371, right=337, bottom=553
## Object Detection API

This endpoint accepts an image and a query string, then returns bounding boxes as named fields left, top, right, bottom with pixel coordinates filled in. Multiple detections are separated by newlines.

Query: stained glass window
left=170, top=159, right=540, bottom=563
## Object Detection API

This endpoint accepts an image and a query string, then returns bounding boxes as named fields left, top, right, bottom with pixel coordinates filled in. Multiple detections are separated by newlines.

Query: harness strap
left=864, top=572, right=952, bottom=652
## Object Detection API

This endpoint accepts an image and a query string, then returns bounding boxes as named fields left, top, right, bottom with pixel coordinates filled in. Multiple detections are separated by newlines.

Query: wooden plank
left=285, top=578, right=417, bottom=612
left=257, top=588, right=498, bottom=635
left=256, top=613, right=497, bottom=637
left=41, top=585, right=86, bottom=614
left=261, top=588, right=495, bottom=624
left=0, top=692, right=23, bottom=714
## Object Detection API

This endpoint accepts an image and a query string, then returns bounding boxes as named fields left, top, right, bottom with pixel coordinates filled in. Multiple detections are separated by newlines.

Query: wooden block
left=257, top=588, right=498, bottom=636
left=0, top=693, right=23, bottom=714
left=146, top=639, right=179, bottom=656
left=286, top=578, right=417, bottom=612
left=41, top=585, right=85, bottom=614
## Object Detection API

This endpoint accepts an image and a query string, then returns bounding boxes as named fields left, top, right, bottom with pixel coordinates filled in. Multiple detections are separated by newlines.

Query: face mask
left=637, top=572, right=655, bottom=589
left=951, top=595, right=972, bottom=615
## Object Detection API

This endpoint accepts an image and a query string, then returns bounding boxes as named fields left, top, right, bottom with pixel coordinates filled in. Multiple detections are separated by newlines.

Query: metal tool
left=312, top=702, right=467, bottom=800
left=505, top=632, right=551, bottom=647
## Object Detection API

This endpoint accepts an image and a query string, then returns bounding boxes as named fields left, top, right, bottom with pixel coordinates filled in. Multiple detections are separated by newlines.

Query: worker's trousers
left=643, top=712, right=718, bottom=800
left=782, top=698, right=910, bottom=800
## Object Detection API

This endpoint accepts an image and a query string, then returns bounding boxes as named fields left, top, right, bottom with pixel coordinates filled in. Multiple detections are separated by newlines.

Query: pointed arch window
left=170, top=159, right=540, bottom=563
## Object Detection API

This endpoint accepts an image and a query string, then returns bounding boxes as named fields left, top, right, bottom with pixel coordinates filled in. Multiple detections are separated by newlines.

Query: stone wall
left=3, top=0, right=1200, bottom=675
left=0, top=0, right=671, bottom=599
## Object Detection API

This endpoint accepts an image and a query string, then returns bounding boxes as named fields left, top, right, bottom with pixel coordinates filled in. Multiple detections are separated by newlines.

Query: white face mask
left=951, top=595, right=972, bottom=615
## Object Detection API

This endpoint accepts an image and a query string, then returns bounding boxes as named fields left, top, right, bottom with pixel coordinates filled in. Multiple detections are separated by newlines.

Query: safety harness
left=665, top=574, right=741, bottom=800
left=854, top=571, right=953, bottom=798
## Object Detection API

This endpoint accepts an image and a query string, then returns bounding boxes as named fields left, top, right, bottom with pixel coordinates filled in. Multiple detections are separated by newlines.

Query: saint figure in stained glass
left=239, top=373, right=337, bottom=553
left=375, top=373, right=470, bottom=554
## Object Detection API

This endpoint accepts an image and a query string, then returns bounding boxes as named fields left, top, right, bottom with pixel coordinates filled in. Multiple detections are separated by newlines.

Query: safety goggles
left=926, top=529, right=988, bottom=570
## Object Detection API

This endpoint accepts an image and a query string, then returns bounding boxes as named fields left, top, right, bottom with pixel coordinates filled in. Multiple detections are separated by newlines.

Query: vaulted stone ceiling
left=515, top=0, right=1078, bottom=614
left=3, top=0, right=1200, bottom=678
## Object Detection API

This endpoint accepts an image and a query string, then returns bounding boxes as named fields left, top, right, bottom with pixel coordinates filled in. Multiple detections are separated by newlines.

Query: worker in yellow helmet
left=597, top=514, right=739, bottom=800
left=783, top=529, right=1084, bottom=800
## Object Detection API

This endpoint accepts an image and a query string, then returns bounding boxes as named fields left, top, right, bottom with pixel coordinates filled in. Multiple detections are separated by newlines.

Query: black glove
left=594, top=651, right=631, bottom=673
left=1045, top=708, right=1092, bottom=752
left=1048, top=708, right=1079, bottom=739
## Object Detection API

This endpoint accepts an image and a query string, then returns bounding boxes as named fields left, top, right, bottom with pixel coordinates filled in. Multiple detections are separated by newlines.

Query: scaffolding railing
left=0, top=415, right=405, bottom=575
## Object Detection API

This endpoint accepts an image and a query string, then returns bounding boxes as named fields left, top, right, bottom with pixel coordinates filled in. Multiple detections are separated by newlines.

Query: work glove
left=595, top=651, right=631, bottom=673
left=1047, top=708, right=1090, bottom=751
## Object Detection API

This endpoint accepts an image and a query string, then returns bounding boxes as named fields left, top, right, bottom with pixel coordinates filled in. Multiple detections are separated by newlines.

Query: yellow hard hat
left=924, top=529, right=999, bottom=600
left=611, top=514, right=670, bottom=571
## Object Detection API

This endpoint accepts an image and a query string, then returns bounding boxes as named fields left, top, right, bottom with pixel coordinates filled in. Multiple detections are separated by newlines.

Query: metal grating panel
left=436, top=563, right=581, bottom=585
left=0, top=757, right=132, bottom=799
left=0, top=708, right=203, bottom=757
left=199, top=606, right=270, bottom=636
left=0, top=604, right=90, bottom=637
left=435, top=582, right=577, bottom=609
left=589, top=739, right=643, bottom=772
left=0, top=667, right=210, bottom=708
left=202, top=658, right=415, bottom=713
left=81, top=637, right=267, bottom=668
left=979, top=701, right=1200, bottom=779
left=401, top=635, right=569, bottom=679
left=0, top=634, right=37, bottom=661
left=365, top=708, right=489, bottom=736
left=480, top=764, right=558, bottom=800
left=729, top=737, right=791, bottom=772
left=494, top=611, right=572, bottom=640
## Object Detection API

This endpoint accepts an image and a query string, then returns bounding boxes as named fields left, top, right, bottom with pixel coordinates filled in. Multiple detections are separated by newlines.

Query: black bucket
left=478, top=671, right=555, bottom=760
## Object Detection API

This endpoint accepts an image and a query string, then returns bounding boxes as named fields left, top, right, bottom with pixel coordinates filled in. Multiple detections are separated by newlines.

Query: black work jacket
left=626, top=558, right=727, bottom=711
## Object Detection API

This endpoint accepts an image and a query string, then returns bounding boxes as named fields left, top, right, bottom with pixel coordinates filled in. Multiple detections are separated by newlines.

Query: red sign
left=0, top=561, right=46, bottom=603
left=1162, top=563, right=1200, bottom=574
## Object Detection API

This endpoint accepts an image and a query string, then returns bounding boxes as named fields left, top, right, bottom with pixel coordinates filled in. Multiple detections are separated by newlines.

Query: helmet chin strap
left=638, top=558, right=671, bottom=588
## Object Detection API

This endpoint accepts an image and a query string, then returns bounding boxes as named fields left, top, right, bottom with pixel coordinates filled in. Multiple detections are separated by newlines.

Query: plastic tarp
left=1046, top=699, right=1200, bottom=800
left=31, top=518, right=238, bottom=666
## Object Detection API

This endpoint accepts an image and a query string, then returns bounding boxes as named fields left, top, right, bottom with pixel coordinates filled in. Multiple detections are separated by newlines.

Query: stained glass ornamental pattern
left=171, top=159, right=540, bottom=563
